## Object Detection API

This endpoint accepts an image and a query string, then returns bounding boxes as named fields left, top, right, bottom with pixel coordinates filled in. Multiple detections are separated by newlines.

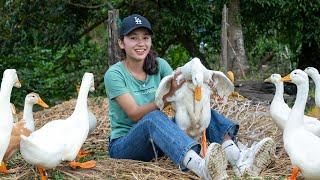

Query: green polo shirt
left=104, top=57, right=173, bottom=140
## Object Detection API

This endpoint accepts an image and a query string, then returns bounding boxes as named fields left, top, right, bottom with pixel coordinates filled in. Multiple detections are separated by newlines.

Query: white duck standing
left=264, top=74, right=320, bottom=136
left=3, top=92, right=49, bottom=163
left=0, top=69, right=21, bottom=173
left=20, top=73, right=96, bottom=180
left=282, top=69, right=320, bottom=180
left=155, top=58, right=234, bottom=157
left=76, top=84, right=97, bottom=158
left=304, top=67, right=320, bottom=107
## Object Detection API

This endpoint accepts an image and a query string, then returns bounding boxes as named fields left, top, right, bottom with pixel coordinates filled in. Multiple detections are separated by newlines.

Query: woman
left=104, top=14, right=275, bottom=179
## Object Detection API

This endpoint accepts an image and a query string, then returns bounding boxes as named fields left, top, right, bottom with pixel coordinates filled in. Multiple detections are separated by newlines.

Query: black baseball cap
left=119, top=14, right=153, bottom=36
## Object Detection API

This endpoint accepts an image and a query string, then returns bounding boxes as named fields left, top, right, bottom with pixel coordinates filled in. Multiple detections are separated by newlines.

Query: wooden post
left=107, top=9, right=121, bottom=66
left=220, top=4, right=228, bottom=73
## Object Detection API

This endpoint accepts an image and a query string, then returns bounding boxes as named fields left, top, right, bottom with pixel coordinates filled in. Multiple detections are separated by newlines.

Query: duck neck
left=23, top=101, right=35, bottom=131
left=312, top=74, right=320, bottom=106
left=0, top=80, right=14, bottom=103
left=289, top=82, right=309, bottom=128
left=273, top=82, right=286, bottom=104
left=72, top=85, right=89, bottom=119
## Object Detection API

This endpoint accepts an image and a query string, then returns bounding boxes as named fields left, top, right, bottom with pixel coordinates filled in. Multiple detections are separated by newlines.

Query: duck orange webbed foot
left=289, top=166, right=300, bottom=180
left=0, top=162, right=9, bottom=174
left=0, top=162, right=19, bottom=174
left=69, top=160, right=96, bottom=169
left=77, top=150, right=91, bottom=159
left=37, top=166, right=47, bottom=180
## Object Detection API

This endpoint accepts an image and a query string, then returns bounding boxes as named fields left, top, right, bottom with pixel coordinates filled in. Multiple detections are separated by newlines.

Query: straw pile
left=1, top=96, right=293, bottom=180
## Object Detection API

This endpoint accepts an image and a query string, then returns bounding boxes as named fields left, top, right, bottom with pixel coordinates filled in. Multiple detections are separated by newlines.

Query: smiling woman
left=103, top=14, right=275, bottom=180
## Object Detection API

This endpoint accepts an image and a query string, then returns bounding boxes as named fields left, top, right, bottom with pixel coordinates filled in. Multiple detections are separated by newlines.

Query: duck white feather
left=282, top=69, right=320, bottom=179
left=155, top=57, right=234, bottom=139
left=20, top=73, right=94, bottom=168
left=304, top=67, right=320, bottom=107
left=76, top=85, right=97, bottom=134
left=265, top=74, right=320, bottom=136
left=0, top=69, right=21, bottom=166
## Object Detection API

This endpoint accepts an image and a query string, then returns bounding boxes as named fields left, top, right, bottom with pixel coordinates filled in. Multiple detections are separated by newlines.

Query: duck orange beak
left=195, top=86, right=202, bottom=101
left=264, top=77, right=271, bottom=83
left=37, top=98, right=49, bottom=108
left=281, top=74, right=291, bottom=83
left=14, top=80, right=21, bottom=88
left=226, top=71, right=235, bottom=84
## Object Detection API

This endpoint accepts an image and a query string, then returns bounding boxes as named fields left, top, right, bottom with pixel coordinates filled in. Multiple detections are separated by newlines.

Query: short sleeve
left=157, top=57, right=173, bottom=78
left=104, top=68, right=130, bottom=99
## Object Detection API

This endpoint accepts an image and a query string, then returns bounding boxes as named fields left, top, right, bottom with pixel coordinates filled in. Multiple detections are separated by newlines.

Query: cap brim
left=122, top=25, right=153, bottom=36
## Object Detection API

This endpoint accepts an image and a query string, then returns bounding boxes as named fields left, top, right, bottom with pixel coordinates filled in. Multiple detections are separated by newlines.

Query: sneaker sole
left=207, top=143, right=228, bottom=180
left=249, top=138, right=275, bottom=176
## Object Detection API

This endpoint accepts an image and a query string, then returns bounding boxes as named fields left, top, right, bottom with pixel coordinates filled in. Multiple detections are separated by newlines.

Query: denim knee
left=207, top=109, right=239, bottom=144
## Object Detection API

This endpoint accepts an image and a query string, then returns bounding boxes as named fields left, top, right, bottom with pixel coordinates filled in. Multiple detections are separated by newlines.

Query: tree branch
left=67, top=1, right=113, bottom=9
left=79, top=13, right=109, bottom=38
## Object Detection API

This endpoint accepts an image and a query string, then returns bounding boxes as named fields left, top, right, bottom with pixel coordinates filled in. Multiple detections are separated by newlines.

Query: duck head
left=3, top=69, right=21, bottom=88
left=282, top=69, right=308, bottom=85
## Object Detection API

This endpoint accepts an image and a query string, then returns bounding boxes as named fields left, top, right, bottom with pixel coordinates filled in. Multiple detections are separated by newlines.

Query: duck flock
left=0, top=70, right=97, bottom=180
left=1, top=61, right=320, bottom=179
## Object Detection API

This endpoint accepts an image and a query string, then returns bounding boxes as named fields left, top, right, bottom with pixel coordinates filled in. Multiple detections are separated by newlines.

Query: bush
left=1, top=39, right=108, bottom=110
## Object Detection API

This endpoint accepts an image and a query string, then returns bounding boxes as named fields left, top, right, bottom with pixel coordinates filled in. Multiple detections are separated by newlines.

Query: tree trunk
left=107, top=9, right=121, bottom=66
left=227, top=0, right=248, bottom=77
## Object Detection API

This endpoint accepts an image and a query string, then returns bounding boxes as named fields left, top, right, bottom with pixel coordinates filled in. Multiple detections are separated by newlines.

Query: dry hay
left=1, top=96, right=293, bottom=179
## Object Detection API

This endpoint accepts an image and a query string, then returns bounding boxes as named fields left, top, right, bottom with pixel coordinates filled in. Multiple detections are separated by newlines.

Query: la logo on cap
left=134, top=17, right=142, bottom=24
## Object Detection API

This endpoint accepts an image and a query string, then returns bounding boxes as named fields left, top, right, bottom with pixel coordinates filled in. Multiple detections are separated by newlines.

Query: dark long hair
left=143, top=50, right=158, bottom=75
left=119, top=36, right=159, bottom=75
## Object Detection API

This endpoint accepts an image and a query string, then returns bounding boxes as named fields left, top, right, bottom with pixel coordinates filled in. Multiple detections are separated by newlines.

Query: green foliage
left=0, top=1, right=109, bottom=109
left=163, top=44, right=190, bottom=69
left=1, top=40, right=108, bottom=110
left=242, top=0, right=320, bottom=70
left=52, top=169, right=64, bottom=180
left=0, top=0, right=109, bottom=53
left=115, top=0, right=226, bottom=63
left=247, top=35, right=298, bottom=76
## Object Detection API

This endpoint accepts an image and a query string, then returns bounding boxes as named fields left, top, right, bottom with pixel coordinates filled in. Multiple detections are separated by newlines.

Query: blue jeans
left=108, top=109, right=239, bottom=167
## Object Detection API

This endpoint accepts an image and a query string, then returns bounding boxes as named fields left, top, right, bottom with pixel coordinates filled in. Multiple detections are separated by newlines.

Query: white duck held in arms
left=0, top=69, right=21, bottom=173
left=282, top=69, right=320, bottom=180
left=155, top=57, right=234, bottom=157
left=264, top=74, right=320, bottom=136
left=20, top=73, right=96, bottom=180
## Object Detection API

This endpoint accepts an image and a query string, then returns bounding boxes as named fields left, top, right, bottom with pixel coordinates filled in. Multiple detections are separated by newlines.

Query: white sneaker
left=234, top=138, right=275, bottom=177
left=249, top=137, right=275, bottom=176
left=203, top=143, right=228, bottom=180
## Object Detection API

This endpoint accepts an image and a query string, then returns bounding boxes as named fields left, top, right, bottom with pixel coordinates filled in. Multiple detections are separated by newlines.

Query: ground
left=2, top=93, right=297, bottom=179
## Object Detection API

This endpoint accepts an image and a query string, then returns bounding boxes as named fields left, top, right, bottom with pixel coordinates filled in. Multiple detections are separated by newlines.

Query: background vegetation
left=1, top=0, right=319, bottom=109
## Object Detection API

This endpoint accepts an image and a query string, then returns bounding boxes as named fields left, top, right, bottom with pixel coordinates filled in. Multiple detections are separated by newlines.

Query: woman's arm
left=115, top=93, right=158, bottom=122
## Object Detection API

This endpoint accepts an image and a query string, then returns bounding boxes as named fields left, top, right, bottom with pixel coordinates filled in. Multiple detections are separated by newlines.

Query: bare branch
left=67, top=1, right=113, bottom=9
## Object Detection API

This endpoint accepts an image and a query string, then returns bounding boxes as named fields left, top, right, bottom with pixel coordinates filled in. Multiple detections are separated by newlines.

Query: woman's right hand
left=162, top=71, right=185, bottom=107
